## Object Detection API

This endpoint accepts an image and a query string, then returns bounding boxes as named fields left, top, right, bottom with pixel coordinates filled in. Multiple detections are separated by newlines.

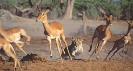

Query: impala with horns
left=0, top=21, right=30, bottom=55
left=89, top=14, right=113, bottom=59
left=36, top=7, right=72, bottom=61
left=0, top=38, right=21, bottom=71
left=105, top=20, right=132, bottom=60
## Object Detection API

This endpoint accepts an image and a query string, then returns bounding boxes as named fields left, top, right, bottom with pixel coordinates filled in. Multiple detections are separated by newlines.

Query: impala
left=36, top=9, right=72, bottom=61
left=0, top=38, right=21, bottom=71
left=105, top=20, right=132, bottom=60
left=0, top=21, right=31, bottom=55
left=89, top=14, right=112, bottom=59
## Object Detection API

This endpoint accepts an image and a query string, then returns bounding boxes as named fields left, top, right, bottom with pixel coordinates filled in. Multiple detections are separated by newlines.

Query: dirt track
left=0, top=18, right=133, bottom=71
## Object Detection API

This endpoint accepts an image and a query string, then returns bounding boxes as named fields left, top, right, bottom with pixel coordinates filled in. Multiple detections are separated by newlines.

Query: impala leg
left=24, top=34, right=31, bottom=45
left=125, top=43, right=130, bottom=54
left=0, top=54, right=6, bottom=61
left=14, top=41, right=27, bottom=55
left=103, top=30, right=110, bottom=41
left=97, top=40, right=106, bottom=58
left=17, top=41, right=25, bottom=47
left=61, top=34, right=72, bottom=60
left=99, top=40, right=106, bottom=51
left=109, top=47, right=121, bottom=60
left=20, top=29, right=31, bottom=45
left=89, top=50, right=96, bottom=60
left=56, top=37, right=63, bottom=61
left=95, top=40, right=100, bottom=53
left=89, top=30, right=98, bottom=52
left=58, top=37, right=65, bottom=54
left=89, top=36, right=95, bottom=52
left=25, top=35, right=31, bottom=45
left=122, top=43, right=126, bottom=53
left=105, top=44, right=117, bottom=60
left=10, top=44, right=16, bottom=55
left=89, top=40, right=100, bottom=60
left=3, top=45, right=21, bottom=71
left=47, top=37, right=52, bottom=58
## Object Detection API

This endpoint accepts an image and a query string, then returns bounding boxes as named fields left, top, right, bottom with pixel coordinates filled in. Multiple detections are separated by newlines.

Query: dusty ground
left=0, top=18, right=133, bottom=71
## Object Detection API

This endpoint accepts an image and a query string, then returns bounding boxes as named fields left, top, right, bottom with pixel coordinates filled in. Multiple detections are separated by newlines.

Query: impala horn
left=37, top=5, right=41, bottom=12
left=95, top=5, right=107, bottom=15
left=41, top=4, right=53, bottom=11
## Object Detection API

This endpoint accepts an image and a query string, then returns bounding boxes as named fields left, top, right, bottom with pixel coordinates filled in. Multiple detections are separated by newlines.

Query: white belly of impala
left=50, top=35, right=60, bottom=39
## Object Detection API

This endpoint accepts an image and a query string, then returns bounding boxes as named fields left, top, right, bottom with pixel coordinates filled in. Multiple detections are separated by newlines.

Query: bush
left=1, top=0, right=133, bottom=20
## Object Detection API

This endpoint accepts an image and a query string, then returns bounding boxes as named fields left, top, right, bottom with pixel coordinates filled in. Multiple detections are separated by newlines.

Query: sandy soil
left=0, top=18, right=133, bottom=71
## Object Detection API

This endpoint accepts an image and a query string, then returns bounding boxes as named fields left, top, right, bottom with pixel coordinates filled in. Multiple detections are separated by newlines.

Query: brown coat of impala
left=0, top=38, right=21, bottom=71
left=89, top=14, right=112, bottom=59
left=0, top=21, right=31, bottom=55
left=36, top=9, right=72, bottom=61
left=105, top=20, right=132, bottom=60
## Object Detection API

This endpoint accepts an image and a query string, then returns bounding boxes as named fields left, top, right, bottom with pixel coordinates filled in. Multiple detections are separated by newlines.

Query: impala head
left=104, top=14, right=113, bottom=26
left=36, top=5, right=52, bottom=22
left=127, top=20, right=133, bottom=28
left=36, top=9, right=49, bottom=22
left=126, top=20, right=133, bottom=33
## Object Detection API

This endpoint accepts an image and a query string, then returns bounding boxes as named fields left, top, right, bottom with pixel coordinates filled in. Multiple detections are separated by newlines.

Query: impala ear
left=44, top=9, right=49, bottom=14
left=103, top=14, right=108, bottom=19
left=37, top=5, right=41, bottom=12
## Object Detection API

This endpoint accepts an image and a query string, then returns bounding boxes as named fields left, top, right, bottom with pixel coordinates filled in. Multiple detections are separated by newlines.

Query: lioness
left=62, top=37, right=83, bottom=59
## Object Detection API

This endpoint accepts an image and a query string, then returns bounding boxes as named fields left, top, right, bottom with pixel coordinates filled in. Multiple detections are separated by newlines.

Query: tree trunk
left=62, top=0, right=75, bottom=20
left=59, top=0, right=64, bottom=18
left=28, top=0, right=33, bottom=8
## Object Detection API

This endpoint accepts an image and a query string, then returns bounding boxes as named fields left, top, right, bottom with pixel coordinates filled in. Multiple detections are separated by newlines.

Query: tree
left=62, top=0, right=75, bottom=20
left=11, top=0, right=41, bottom=18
